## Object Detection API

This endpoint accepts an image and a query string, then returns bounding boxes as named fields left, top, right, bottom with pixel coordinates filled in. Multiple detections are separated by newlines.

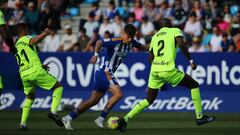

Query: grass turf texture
left=0, top=111, right=240, bottom=135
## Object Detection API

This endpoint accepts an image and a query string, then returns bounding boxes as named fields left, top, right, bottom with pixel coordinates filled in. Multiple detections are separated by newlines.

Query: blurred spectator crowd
left=0, top=0, right=240, bottom=53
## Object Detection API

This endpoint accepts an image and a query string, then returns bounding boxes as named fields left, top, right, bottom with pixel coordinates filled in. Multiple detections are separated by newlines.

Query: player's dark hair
left=124, top=24, right=136, bottom=38
left=16, top=23, right=28, bottom=35
left=159, top=18, right=172, bottom=28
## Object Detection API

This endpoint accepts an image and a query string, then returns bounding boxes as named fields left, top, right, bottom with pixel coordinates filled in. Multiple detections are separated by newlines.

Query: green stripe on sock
left=191, top=88, right=203, bottom=119
left=124, top=99, right=150, bottom=122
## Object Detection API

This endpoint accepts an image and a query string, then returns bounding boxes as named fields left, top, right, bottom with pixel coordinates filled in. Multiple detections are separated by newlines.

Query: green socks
left=21, top=98, right=34, bottom=125
left=51, top=87, right=63, bottom=113
left=20, top=86, right=63, bottom=126
left=191, top=88, right=203, bottom=119
left=124, top=99, right=150, bottom=122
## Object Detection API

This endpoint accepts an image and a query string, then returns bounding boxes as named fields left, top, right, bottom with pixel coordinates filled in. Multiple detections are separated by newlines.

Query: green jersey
left=0, top=10, right=5, bottom=25
left=149, top=27, right=183, bottom=72
left=15, top=36, right=42, bottom=77
left=0, top=75, right=3, bottom=89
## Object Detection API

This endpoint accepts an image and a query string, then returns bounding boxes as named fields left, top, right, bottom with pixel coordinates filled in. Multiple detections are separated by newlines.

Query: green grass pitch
left=0, top=111, right=240, bottom=135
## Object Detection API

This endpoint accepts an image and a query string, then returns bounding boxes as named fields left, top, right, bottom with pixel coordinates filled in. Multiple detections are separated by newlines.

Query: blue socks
left=100, top=107, right=111, bottom=118
left=69, top=111, right=78, bottom=120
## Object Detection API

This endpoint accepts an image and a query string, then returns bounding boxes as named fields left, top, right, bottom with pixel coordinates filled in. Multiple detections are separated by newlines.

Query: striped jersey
left=98, top=37, right=142, bottom=73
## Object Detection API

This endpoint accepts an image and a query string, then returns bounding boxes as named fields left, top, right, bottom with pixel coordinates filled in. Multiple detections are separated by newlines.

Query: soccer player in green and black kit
left=14, top=23, right=64, bottom=130
left=118, top=18, right=215, bottom=132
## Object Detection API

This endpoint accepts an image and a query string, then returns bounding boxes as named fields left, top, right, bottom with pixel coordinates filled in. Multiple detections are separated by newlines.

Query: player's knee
left=191, top=80, right=199, bottom=89
left=52, top=82, right=62, bottom=90
left=114, top=91, right=123, bottom=100
left=26, top=93, right=35, bottom=100
left=146, top=98, right=154, bottom=105
left=90, top=99, right=100, bottom=106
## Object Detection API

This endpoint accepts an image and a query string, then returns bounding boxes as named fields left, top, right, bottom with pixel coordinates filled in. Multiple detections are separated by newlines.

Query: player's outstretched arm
left=89, top=40, right=103, bottom=64
left=176, top=36, right=197, bottom=70
left=132, top=39, right=149, bottom=51
left=29, top=28, right=51, bottom=45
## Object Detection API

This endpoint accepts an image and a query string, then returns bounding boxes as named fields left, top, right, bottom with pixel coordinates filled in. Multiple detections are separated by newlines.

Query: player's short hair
left=16, top=23, right=28, bottom=35
left=159, top=18, right=172, bottom=28
left=124, top=24, right=136, bottom=38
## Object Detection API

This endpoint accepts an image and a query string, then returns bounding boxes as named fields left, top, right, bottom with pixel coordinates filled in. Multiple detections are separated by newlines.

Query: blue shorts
left=93, top=70, right=119, bottom=92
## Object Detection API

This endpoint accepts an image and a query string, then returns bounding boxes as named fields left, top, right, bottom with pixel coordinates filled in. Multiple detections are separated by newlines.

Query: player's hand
left=42, top=64, right=50, bottom=71
left=43, top=28, right=51, bottom=35
left=89, top=55, right=98, bottom=64
left=190, top=60, right=197, bottom=70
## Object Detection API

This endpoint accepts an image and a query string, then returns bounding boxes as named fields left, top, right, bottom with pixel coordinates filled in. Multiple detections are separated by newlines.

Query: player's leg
left=118, top=72, right=162, bottom=132
left=177, top=74, right=202, bottom=119
left=62, top=70, right=107, bottom=130
left=20, top=92, right=35, bottom=130
left=47, top=81, right=64, bottom=127
left=177, top=73, right=215, bottom=125
left=62, top=90, right=104, bottom=130
left=50, top=82, right=63, bottom=114
left=20, top=76, right=36, bottom=130
left=95, top=72, right=122, bottom=128
left=95, top=84, right=123, bottom=128
left=124, top=87, right=158, bottom=121
left=36, top=69, right=63, bottom=127
left=118, top=88, right=159, bottom=132
left=70, top=91, right=104, bottom=118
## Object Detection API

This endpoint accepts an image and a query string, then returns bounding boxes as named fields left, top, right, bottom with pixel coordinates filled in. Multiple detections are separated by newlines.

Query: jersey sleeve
left=173, top=28, right=183, bottom=38
left=132, top=39, right=142, bottom=49
left=101, top=38, right=122, bottom=48
left=0, top=10, right=5, bottom=25
left=23, top=35, right=33, bottom=45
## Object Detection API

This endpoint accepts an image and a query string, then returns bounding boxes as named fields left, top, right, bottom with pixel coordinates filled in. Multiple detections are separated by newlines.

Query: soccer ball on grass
left=107, top=116, right=119, bottom=129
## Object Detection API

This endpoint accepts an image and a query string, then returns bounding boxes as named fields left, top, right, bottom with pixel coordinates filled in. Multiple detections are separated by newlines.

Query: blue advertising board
left=0, top=52, right=239, bottom=112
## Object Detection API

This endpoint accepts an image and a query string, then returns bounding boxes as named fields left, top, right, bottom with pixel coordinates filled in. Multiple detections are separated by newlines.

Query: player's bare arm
left=29, top=28, right=51, bottom=45
left=89, top=40, right=103, bottom=64
left=176, top=36, right=197, bottom=70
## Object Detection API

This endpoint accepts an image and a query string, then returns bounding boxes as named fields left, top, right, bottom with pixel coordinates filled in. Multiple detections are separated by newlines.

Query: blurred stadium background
left=0, top=0, right=240, bottom=135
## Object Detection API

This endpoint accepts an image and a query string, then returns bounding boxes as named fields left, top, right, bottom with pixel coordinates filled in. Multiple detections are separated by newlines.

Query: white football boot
left=94, top=116, right=104, bottom=128
left=62, top=115, right=74, bottom=130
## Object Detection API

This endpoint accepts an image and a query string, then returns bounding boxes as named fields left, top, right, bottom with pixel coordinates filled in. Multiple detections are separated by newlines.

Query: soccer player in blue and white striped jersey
left=62, top=24, right=147, bottom=130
